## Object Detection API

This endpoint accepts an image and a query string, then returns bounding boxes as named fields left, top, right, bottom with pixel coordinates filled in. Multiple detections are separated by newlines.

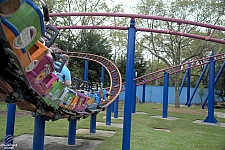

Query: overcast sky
left=113, top=0, right=138, bottom=13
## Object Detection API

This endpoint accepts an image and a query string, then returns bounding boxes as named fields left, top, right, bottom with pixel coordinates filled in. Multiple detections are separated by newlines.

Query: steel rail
left=135, top=53, right=225, bottom=85
left=54, top=50, right=122, bottom=106
left=49, top=12, right=225, bottom=44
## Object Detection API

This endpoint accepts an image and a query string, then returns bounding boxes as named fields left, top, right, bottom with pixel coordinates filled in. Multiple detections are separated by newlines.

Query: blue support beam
left=122, top=19, right=136, bottom=150
left=84, top=59, right=89, bottom=82
left=162, top=72, right=169, bottom=118
left=202, top=61, right=225, bottom=109
left=188, top=63, right=209, bottom=107
left=106, top=104, right=112, bottom=125
left=179, top=69, right=188, bottom=96
left=90, top=114, right=97, bottom=133
left=33, top=116, right=45, bottom=150
left=132, top=82, right=137, bottom=113
left=204, top=59, right=218, bottom=124
left=5, top=104, right=16, bottom=150
left=101, top=65, right=105, bottom=89
left=111, top=101, right=114, bottom=113
left=142, top=83, right=146, bottom=103
left=114, top=96, right=119, bottom=118
left=68, top=119, right=77, bottom=145
left=186, top=64, right=191, bottom=105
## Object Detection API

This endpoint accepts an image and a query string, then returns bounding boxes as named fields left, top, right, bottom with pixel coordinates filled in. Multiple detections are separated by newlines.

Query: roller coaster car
left=43, top=81, right=67, bottom=109
left=60, top=94, right=79, bottom=111
left=58, top=88, right=77, bottom=114
left=72, top=93, right=89, bottom=113
left=0, top=76, right=14, bottom=102
left=71, top=78, right=82, bottom=90
left=86, top=92, right=101, bottom=113
left=91, top=82, right=99, bottom=91
left=98, top=89, right=110, bottom=106
left=26, top=55, right=58, bottom=97
left=71, top=78, right=92, bottom=91
left=0, top=0, right=25, bottom=18
left=1, top=0, right=45, bottom=71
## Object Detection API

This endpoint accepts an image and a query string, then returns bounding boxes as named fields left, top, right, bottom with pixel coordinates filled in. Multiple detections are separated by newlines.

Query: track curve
left=134, top=53, right=225, bottom=85
left=50, top=12, right=225, bottom=44
left=52, top=49, right=122, bottom=106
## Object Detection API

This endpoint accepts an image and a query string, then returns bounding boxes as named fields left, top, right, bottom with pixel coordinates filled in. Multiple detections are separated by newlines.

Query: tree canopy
left=33, top=0, right=225, bottom=106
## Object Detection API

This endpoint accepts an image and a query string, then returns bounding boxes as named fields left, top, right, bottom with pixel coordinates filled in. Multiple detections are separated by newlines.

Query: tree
left=66, top=32, right=112, bottom=86
left=116, top=50, right=148, bottom=83
left=215, top=61, right=225, bottom=101
left=197, top=83, right=206, bottom=104
left=135, top=0, right=225, bottom=108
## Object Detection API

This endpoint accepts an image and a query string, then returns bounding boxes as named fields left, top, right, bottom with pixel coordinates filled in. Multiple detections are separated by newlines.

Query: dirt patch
left=0, top=111, right=32, bottom=117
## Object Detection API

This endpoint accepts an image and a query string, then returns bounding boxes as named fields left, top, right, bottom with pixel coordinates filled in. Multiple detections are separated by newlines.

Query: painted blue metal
left=5, top=104, right=16, bottom=150
left=142, top=83, right=146, bottom=103
left=179, top=69, right=188, bottom=96
left=114, top=96, right=119, bottom=118
left=33, top=116, right=45, bottom=150
left=111, top=101, right=114, bottom=113
left=68, top=119, right=77, bottom=145
left=132, top=78, right=136, bottom=113
left=67, top=60, right=88, bottom=145
left=122, top=19, right=136, bottom=150
left=84, top=59, right=88, bottom=82
left=68, top=57, right=88, bottom=144
left=162, top=72, right=169, bottom=118
left=101, top=65, right=105, bottom=88
left=106, top=104, right=112, bottom=125
left=188, top=63, right=209, bottom=107
left=90, top=114, right=97, bottom=133
left=186, top=64, right=191, bottom=105
left=204, top=59, right=218, bottom=123
left=214, top=61, right=225, bottom=86
left=202, top=61, right=225, bottom=109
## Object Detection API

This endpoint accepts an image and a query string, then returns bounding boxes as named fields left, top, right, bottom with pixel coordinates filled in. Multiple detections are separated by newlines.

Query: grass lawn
left=0, top=101, right=225, bottom=150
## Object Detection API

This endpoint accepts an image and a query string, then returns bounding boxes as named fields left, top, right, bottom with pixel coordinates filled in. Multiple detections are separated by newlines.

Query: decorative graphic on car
left=13, top=26, right=36, bottom=49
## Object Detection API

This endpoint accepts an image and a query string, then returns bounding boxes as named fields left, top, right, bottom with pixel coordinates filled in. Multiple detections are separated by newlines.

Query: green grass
left=0, top=101, right=225, bottom=150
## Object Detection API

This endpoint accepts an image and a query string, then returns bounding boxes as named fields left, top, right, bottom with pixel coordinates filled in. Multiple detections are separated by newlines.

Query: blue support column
left=179, top=70, right=188, bottom=96
left=204, top=59, right=218, bottom=124
left=202, top=61, right=225, bottom=109
left=188, top=63, right=209, bottom=107
left=132, top=81, right=137, bottom=113
left=90, top=114, right=97, bottom=133
left=84, top=59, right=89, bottom=82
left=101, top=65, right=105, bottom=88
left=68, top=119, right=77, bottom=145
left=162, top=72, right=169, bottom=118
left=33, top=116, right=45, bottom=150
left=114, top=96, right=119, bottom=118
left=186, top=64, right=191, bottom=105
left=68, top=55, right=88, bottom=145
left=142, top=83, right=146, bottom=103
left=67, top=59, right=87, bottom=145
left=106, top=104, right=112, bottom=125
left=111, top=101, right=114, bottom=113
left=5, top=104, right=16, bottom=150
left=122, top=19, right=136, bottom=150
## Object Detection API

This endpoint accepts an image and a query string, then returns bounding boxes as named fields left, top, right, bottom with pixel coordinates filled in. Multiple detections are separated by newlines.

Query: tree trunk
left=174, top=73, right=180, bottom=108
left=175, top=86, right=180, bottom=108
